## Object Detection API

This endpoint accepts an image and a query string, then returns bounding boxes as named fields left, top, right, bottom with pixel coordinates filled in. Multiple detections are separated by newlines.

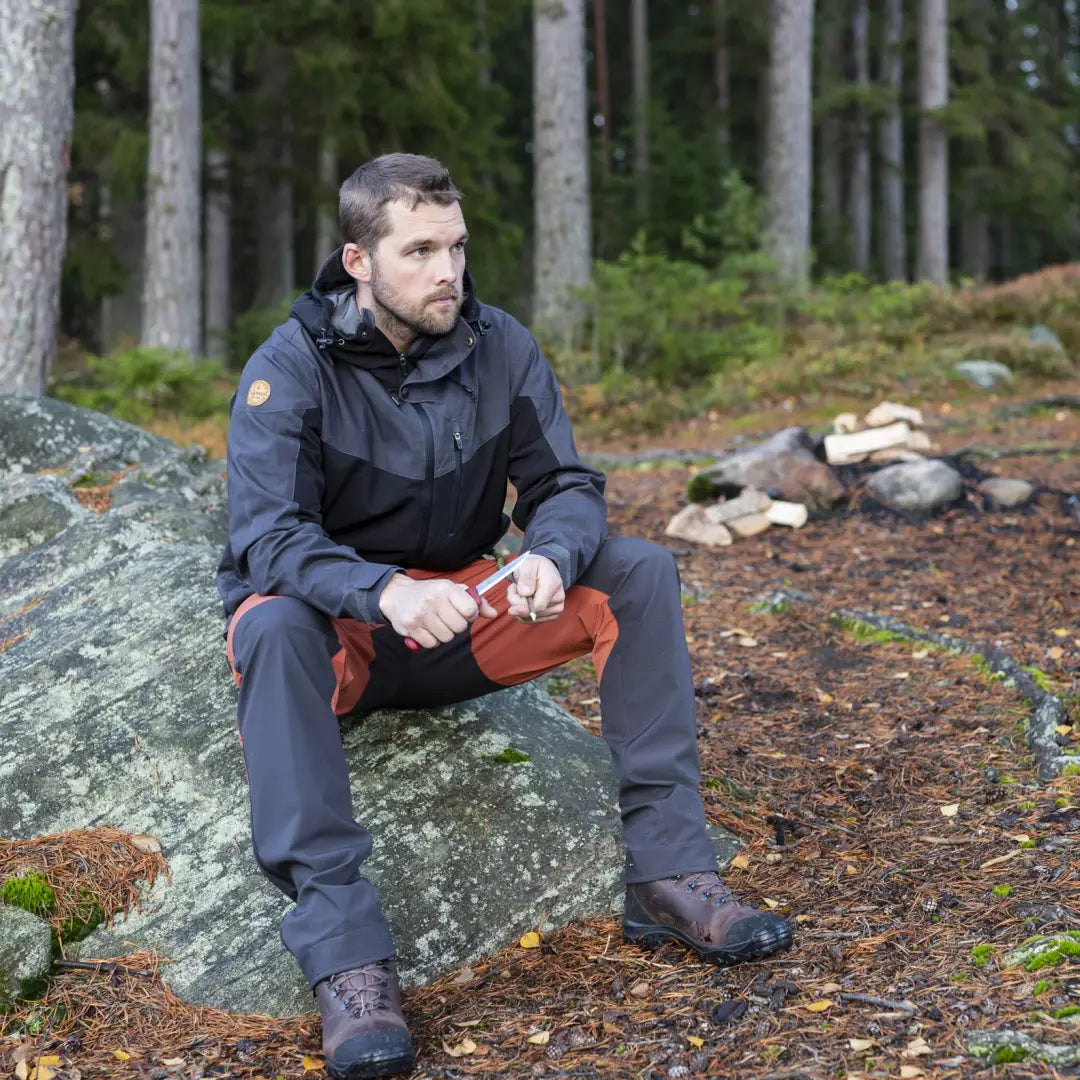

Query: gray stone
left=1027, top=324, right=1064, bottom=350
left=866, top=459, right=964, bottom=514
left=978, top=476, right=1035, bottom=508
left=703, top=488, right=772, bottom=525
left=968, top=1030, right=1080, bottom=1067
left=0, top=906, right=53, bottom=1003
left=0, top=474, right=87, bottom=558
left=0, top=393, right=739, bottom=1017
left=953, top=359, right=1013, bottom=390
left=664, top=504, right=733, bottom=547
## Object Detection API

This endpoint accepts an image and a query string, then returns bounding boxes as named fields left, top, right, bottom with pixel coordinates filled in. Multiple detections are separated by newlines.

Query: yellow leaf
left=763, top=898, right=781, bottom=909
left=1052, top=628, right=1068, bottom=637
left=687, top=1036, right=704, bottom=1048
left=848, top=1038, right=874, bottom=1051
left=130, top=833, right=162, bottom=855
left=940, top=804, right=960, bottom=818
left=35, top=1059, right=60, bottom=1068
left=519, top=931, right=542, bottom=949
left=805, top=999, right=833, bottom=1012
left=730, top=853, right=750, bottom=870
left=821, top=982, right=842, bottom=992
left=1056, top=725, right=1072, bottom=737
left=442, top=1037, right=477, bottom=1058
left=815, top=688, right=834, bottom=704
left=28, top=1067, right=55, bottom=1080
left=301, top=1057, right=325, bottom=1071
left=1049, top=646, right=1064, bottom=661
left=903, top=1037, right=932, bottom=1057
left=161, top=1058, right=186, bottom=1067
left=527, top=1031, right=550, bottom=1045
left=845, top=864, right=858, bottom=876
left=113, top=1051, right=132, bottom=1062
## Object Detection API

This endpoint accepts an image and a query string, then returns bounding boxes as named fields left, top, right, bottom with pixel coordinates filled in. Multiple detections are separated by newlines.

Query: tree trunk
left=631, top=0, right=649, bottom=220
left=0, top=0, right=78, bottom=394
left=765, top=0, right=815, bottom=285
left=533, top=0, right=591, bottom=345
left=142, top=0, right=201, bottom=357
left=916, top=0, right=949, bottom=283
left=204, top=57, right=231, bottom=361
left=314, top=135, right=339, bottom=270
left=254, top=120, right=295, bottom=309
left=816, top=9, right=843, bottom=271
left=593, top=0, right=611, bottom=172
left=850, top=0, right=871, bottom=273
left=714, top=0, right=731, bottom=157
left=960, top=213, right=989, bottom=279
left=878, top=0, right=907, bottom=280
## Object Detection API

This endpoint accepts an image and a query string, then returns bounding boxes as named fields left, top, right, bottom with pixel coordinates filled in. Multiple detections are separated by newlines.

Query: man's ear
left=342, top=243, right=372, bottom=283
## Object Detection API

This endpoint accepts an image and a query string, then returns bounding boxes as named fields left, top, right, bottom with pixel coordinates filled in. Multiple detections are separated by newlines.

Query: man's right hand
left=378, top=574, right=497, bottom=648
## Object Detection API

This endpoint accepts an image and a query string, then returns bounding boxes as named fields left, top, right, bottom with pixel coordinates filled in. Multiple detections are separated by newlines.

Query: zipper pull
left=399, top=353, right=408, bottom=379
left=453, top=430, right=463, bottom=451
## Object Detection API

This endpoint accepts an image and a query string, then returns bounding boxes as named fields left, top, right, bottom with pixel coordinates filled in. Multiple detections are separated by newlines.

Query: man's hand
left=507, top=554, right=564, bottom=623
left=378, top=575, right=496, bottom=649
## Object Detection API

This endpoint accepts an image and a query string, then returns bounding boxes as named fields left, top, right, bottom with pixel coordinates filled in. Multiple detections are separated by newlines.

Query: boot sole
left=326, top=1035, right=415, bottom=1080
left=622, top=918, right=793, bottom=965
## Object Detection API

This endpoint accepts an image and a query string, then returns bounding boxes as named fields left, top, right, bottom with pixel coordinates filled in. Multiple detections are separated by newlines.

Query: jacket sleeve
left=506, top=333, right=608, bottom=588
left=225, top=346, right=401, bottom=622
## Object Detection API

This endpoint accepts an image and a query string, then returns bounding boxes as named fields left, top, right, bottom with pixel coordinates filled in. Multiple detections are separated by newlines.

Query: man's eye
left=412, top=247, right=428, bottom=257
left=452, top=241, right=466, bottom=252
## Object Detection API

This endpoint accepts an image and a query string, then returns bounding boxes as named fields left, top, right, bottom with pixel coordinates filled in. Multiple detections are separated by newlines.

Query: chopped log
left=703, top=487, right=772, bottom=524
left=824, top=421, right=910, bottom=464
left=664, top=504, right=733, bottom=546
left=832, top=412, right=859, bottom=434
left=864, top=401, right=924, bottom=428
left=766, top=500, right=809, bottom=528
left=728, top=512, right=772, bottom=538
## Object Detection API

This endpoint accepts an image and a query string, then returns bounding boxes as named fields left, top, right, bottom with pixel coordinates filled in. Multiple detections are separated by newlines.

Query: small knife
left=404, top=551, right=533, bottom=650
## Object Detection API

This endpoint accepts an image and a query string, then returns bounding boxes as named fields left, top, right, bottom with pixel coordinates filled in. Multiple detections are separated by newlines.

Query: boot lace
left=327, top=961, right=394, bottom=1019
left=673, top=871, right=736, bottom=906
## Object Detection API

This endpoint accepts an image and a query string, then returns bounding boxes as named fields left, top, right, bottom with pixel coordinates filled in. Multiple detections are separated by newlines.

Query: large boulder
left=0, top=395, right=737, bottom=1016
left=866, top=459, right=964, bottom=514
left=0, top=906, right=53, bottom=1006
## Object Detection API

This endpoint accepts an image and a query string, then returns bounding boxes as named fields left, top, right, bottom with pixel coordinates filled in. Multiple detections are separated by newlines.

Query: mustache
left=427, top=290, right=459, bottom=302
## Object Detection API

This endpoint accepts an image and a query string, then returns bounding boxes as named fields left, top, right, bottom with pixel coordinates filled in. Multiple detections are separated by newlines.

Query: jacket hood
left=289, top=246, right=483, bottom=365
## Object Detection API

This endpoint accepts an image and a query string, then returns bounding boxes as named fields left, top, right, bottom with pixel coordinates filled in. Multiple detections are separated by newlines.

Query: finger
left=505, top=583, right=529, bottom=617
left=425, top=613, right=459, bottom=644
left=446, top=586, right=480, bottom=622
left=533, top=578, right=564, bottom=613
left=513, top=558, right=539, bottom=596
left=478, top=597, right=498, bottom=618
left=405, top=625, right=440, bottom=649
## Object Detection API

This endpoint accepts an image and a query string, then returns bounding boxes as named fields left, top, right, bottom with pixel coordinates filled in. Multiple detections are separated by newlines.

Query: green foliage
left=990, top=1046, right=1030, bottom=1065
left=1032, top=979, right=1054, bottom=996
left=1051, top=1005, right=1080, bottom=1019
left=227, top=302, right=294, bottom=368
left=1, top=874, right=57, bottom=918
left=52, top=348, right=229, bottom=424
left=484, top=747, right=531, bottom=766
left=993, top=885, right=1014, bottom=898
left=971, top=944, right=996, bottom=966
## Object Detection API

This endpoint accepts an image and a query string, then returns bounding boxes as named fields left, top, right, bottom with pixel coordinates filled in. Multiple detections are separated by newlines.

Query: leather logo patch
left=246, top=379, right=271, bottom=407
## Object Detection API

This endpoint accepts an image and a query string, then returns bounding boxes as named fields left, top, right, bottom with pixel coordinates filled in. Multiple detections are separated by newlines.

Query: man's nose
left=433, top=248, right=457, bottom=283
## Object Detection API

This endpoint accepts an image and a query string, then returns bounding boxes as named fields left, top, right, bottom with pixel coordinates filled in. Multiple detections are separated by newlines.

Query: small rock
left=866, top=459, right=964, bottom=514
left=864, top=401, right=924, bottom=428
left=0, top=905, right=53, bottom=1003
left=664, top=505, right=733, bottom=547
left=1028, top=324, right=1064, bottom=350
left=978, top=477, right=1034, bottom=508
left=727, top=513, right=772, bottom=539
left=954, top=360, right=1013, bottom=390
left=703, top=488, right=772, bottom=525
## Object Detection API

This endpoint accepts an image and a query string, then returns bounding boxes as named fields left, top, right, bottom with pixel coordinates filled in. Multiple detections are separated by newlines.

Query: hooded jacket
left=216, top=249, right=608, bottom=624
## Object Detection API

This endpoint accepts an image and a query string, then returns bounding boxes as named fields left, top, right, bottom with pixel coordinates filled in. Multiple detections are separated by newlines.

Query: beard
left=370, top=265, right=463, bottom=346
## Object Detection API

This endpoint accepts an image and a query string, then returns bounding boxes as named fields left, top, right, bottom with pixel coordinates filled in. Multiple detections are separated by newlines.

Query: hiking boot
left=624, top=870, right=793, bottom=965
left=315, top=958, right=415, bottom=1079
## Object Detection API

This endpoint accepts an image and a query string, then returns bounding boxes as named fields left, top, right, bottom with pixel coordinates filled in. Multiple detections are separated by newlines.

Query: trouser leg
left=227, top=595, right=395, bottom=988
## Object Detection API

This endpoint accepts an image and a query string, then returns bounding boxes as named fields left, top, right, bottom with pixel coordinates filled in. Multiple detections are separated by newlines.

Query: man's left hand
left=506, top=554, right=564, bottom=623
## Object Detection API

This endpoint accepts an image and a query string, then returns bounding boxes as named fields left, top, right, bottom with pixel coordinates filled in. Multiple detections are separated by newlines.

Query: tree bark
left=0, top=0, right=78, bottom=394
left=916, top=0, right=949, bottom=283
left=631, top=0, right=649, bottom=220
left=142, top=0, right=201, bottom=357
left=593, top=0, right=611, bottom=172
left=533, top=0, right=591, bottom=345
left=816, top=9, right=843, bottom=271
left=714, top=0, right=731, bottom=157
left=253, top=58, right=295, bottom=310
left=765, top=0, right=815, bottom=285
left=204, top=57, right=231, bottom=361
left=850, top=0, right=871, bottom=273
left=314, top=135, right=339, bottom=271
left=960, top=213, right=989, bottom=279
left=878, top=0, right=907, bottom=280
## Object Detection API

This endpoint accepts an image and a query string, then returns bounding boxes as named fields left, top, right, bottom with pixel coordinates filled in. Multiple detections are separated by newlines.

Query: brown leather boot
left=315, top=958, right=415, bottom=1079
left=624, top=870, right=793, bottom=965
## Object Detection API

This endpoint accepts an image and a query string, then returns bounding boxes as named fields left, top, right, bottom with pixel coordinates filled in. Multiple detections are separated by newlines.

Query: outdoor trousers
left=225, top=536, right=718, bottom=989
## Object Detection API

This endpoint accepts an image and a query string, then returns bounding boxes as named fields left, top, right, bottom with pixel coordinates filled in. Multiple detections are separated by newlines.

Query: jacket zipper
left=449, top=421, right=463, bottom=536
left=411, top=402, right=435, bottom=561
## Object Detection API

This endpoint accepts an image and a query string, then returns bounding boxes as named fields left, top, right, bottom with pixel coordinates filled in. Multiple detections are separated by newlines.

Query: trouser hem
left=624, top=840, right=720, bottom=885
left=296, top=927, right=397, bottom=991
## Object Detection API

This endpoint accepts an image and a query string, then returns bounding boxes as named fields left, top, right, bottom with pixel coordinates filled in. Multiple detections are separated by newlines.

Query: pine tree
left=916, top=0, right=949, bottom=283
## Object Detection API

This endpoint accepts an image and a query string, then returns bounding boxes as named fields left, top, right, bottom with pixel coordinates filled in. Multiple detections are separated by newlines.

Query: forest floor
left=3, top=384, right=1080, bottom=1080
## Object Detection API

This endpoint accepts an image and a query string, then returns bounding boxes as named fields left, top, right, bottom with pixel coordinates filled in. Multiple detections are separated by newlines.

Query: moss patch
left=971, top=943, right=996, bottom=966
left=483, top=747, right=531, bottom=766
left=1005, top=931, right=1080, bottom=972
left=0, top=873, right=57, bottom=918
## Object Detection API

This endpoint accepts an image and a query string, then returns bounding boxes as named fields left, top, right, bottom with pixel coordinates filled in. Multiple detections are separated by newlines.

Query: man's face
left=368, top=198, right=468, bottom=340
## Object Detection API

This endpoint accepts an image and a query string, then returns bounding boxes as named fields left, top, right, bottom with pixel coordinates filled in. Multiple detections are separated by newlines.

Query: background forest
left=3, top=0, right=1080, bottom=438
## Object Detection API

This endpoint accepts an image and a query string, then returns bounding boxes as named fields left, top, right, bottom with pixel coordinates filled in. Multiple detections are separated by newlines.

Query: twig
left=839, top=992, right=915, bottom=1013
left=54, top=959, right=157, bottom=978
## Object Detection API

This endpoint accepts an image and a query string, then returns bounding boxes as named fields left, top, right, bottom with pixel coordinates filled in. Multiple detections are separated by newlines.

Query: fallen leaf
left=629, top=980, right=650, bottom=997
left=903, top=1037, right=932, bottom=1057
left=687, top=1036, right=704, bottom=1048
left=28, top=1068, right=55, bottom=1080
left=848, top=1038, right=874, bottom=1051
left=900, top=1068, right=924, bottom=1079
left=519, top=931, right=542, bottom=949
left=940, top=804, right=960, bottom=818
left=730, top=853, right=750, bottom=870
left=763, top=898, right=781, bottom=909
left=845, top=863, right=858, bottom=875
left=892, top=671, right=911, bottom=680
left=821, top=982, right=843, bottom=992
left=1052, top=628, right=1068, bottom=637
left=113, top=1051, right=132, bottom=1062
left=1008, top=833, right=1031, bottom=843
left=453, top=967, right=475, bottom=984
left=815, top=688, right=834, bottom=704
left=912, top=649, right=930, bottom=660
left=14, top=1062, right=27, bottom=1080
left=805, top=1000, right=833, bottom=1012
left=737, top=636, right=758, bottom=648
left=1056, top=725, right=1072, bottom=737
left=527, top=1031, right=550, bottom=1045
left=130, top=833, right=162, bottom=855
left=301, top=1058, right=324, bottom=1072
left=35, top=1060, right=60, bottom=1068
left=1049, top=646, right=1064, bottom=661
left=442, top=1037, right=477, bottom=1058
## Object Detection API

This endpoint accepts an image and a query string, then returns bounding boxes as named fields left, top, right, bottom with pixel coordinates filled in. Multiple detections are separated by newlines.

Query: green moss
left=950, top=971, right=969, bottom=982
left=990, top=1046, right=1030, bottom=1064
left=1, top=873, right=57, bottom=918
left=1015, top=931, right=1080, bottom=972
left=1018, top=800, right=1037, bottom=810
left=832, top=614, right=909, bottom=645
left=70, top=471, right=110, bottom=489
left=1055, top=796, right=1070, bottom=807
left=484, top=747, right=531, bottom=766
left=686, top=473, right=717, bottom=503
left=749, top=596, right=792, bottom=615
left=1019, top=839, right=1036, bottom=848
left=1032, top=979, right=1054, bottom=996
left=971, top=653, right=1007, bottom=682
left=993, top=884, right=1015, bottom=898
left=1020, top=665, right=1053, bottom=693
left=1050, top=1005, right=1080, bottom=1019
left=999, top=774, right=1018, bottom=785
left=972, top=944, right=996, bottom=966
left=1061, top=763, right=1080, bottom=777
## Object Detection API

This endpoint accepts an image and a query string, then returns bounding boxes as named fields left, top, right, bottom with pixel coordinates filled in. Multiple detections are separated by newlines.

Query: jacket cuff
left=526, top=542, right=573, bottom=590
left=346, top=565, right=404, bottom=624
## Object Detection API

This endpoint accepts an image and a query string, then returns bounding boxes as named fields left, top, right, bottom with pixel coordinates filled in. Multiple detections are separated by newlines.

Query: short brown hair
left=339, top=153, right=464, bottom=252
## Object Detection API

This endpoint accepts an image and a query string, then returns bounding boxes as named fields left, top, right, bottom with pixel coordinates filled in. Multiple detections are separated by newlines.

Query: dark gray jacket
left=216, top=249, right=608, bottom=623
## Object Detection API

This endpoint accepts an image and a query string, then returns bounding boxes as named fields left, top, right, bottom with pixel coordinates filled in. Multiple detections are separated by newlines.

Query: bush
left=227, top=300, right=293, bottom=367
left=51, top=347, right=229, bottom=425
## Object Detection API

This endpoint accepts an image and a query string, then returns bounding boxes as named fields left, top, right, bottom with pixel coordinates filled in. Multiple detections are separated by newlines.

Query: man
left=218, top=153, right=792, bottom=1080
